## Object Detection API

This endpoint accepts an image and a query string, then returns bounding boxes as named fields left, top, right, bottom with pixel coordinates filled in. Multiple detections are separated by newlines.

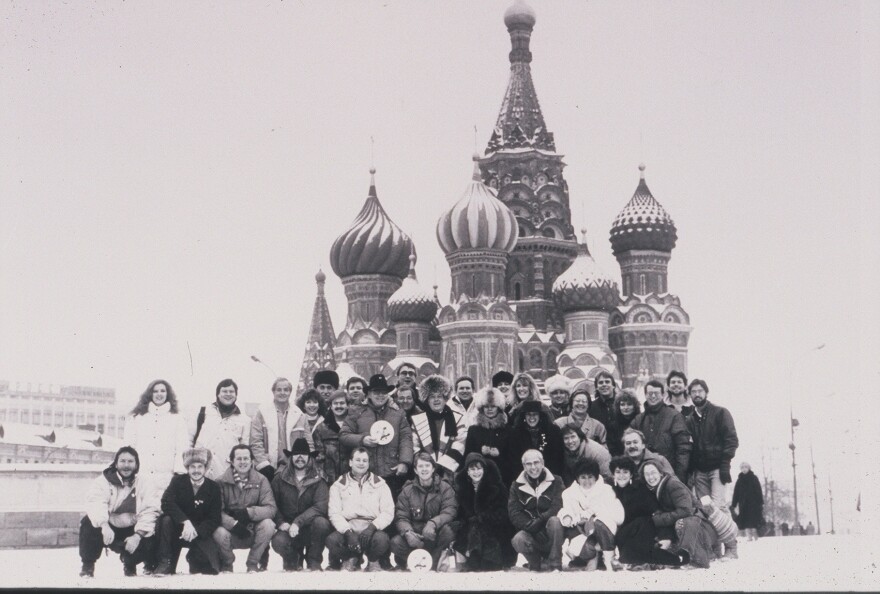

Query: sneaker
left=123, top=563, right=137, bottom=577
left=79, top=563, right=95, bottom=578
left=364, top=560, right=383, bottom=572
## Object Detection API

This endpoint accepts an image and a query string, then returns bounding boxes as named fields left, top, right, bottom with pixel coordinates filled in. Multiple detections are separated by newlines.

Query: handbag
left=437, top=544, right=465, bottom=573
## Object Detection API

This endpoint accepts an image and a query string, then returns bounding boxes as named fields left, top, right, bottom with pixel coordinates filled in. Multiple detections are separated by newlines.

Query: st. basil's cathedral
left=298, top=1, right=692, bottom=396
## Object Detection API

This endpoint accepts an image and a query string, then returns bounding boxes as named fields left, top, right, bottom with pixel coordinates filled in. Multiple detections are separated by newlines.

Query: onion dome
left=436, top=155, right=519, bottom=255
left=553, top=230, right=620, bottom=313
left=330, top=168, right=415, bottom=278
left=387, top=254, right=438, bottom=323
left=504, top=0, right=536, bottom=30
left=610, top=164, right=677, bottom=256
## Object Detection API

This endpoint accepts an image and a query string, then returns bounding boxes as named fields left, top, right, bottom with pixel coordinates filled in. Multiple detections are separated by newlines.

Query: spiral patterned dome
left=553, top=232, right=620, bottom=313
left=610, top=164, right=677, bottom=256
left=436, top=156, right=519, bottom=255
left=504, top=0, right=536, bottom=29
left=387, top=254, right=438, bottom=323
left=330, top=169, right=415, bottom=279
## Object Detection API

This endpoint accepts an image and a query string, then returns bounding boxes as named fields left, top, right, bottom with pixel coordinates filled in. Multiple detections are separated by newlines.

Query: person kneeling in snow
left=79, top=446, right=160, bottom=578
left=558, top=459, right=624, bottom=570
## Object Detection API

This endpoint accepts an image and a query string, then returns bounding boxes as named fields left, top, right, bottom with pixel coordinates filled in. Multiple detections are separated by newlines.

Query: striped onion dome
left=330, top=168, right=414, bottom=279
left=387, top=254, right=438, bottom=323
left=553, top=231, right=620, bottom=313
left=436, top=155, right=519, bottom=255
left=610, top=164, right=677, bottom=256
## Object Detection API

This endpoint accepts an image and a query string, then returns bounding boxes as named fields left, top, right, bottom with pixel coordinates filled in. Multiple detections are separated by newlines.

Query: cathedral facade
left=299, top=1, right=692, bottom=396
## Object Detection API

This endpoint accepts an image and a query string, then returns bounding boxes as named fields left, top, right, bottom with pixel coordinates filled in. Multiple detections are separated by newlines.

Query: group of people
left=79, top=365, right=748, bottom=577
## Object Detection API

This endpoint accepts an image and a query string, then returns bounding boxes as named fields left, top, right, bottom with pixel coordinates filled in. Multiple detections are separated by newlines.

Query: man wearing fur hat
left=390, top=452, right=458, bottom=570
left=544, top=374, right=573, bottom=421
left=271, top=437, right=332, bottom=571
left=213, top=445, right=278, bottom=573
left=464, top=386, right=514, bottom=485
left=408, top=374, right=467, bottom=479
left=492, top=370, right=514, bottom=399
left=191, top=378, right=250, bottom=481
left=79, top=446, right=160, bottom=578
left=509, top=449, right=565, bottom=572
left=314, top=370, right=340, bottom=405
left=629, top=380, right=692, bottom=482
left=155, top=448, right=223, bottom=575
left=326, top=447, right=395, bottom=571
left=250, top=377, right=314, bottom=483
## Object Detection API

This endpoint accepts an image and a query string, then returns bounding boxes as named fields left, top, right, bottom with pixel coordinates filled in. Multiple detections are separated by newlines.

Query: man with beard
left=251, top=377, right=314, bottom=483
left=409, top=374, right=467, bottom=478
left=213, top=445, right=277, bottom=574
left=192, top=379, right=250, bottom=481
left=509, top=450, right=565, bottom=572
left=155, top=448, right=223, bottom=575
left=449, top=376, right=477, bottom=426
left=588, top=371, right=618, bottom=431
left=271, top=438, right=332, bottom=571
left=79, top=446, right=160, bottom=577
left=313, top=370, right=340, bottom=406
left=685, top=379, right=738, bottom=513
left=621, top=428, right=675, bottom=479
left=629, top=380, right=691, bottom=482
left=544, top=375, right=573, bottom=421
left=665, top=371, right=693, bottom=417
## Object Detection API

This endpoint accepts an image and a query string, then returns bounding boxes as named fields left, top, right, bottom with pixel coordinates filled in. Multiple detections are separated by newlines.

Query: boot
left=283, top=551, right=302, bottom=572
left=722, top=540, right=738, bottom=560
left=342, top=557, right=360, bottom=571
left=525, top=554, right=542, bottom=572
left=79, top=562, right=95, bottom=578
left=153, top=559, right=173, bottom=576
left=258, top=547, right=270, bottom=571
left=123, top=562, right=137, bottom=577
left=365, top=560, right=383, bottom=572
left=393, top=554, right=408, bottom=571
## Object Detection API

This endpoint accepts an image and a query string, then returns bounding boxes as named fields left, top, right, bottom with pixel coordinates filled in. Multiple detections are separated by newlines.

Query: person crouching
left=326, top=447, right=394, bottom=571
left=79, top=446, right=159, bottom=577
left=390, top=452, right=458, bottom=570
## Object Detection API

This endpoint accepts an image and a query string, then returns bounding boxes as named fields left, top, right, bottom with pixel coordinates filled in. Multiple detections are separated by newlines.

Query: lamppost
left=828, top=475, right=835, bottom=535
left=250, top=355, right=278, bottom=378
left=810, top=441, right=821, bottom=534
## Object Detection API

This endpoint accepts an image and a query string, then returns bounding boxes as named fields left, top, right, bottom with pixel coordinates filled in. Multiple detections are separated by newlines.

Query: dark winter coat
left=607, top=410, right=638, bottom=457
left=588, top=392, right=616, bottom=429
left=464, top=409, right=514, bottom=486
left=506, top=411, right=565, bottom=478
left=453, top=456, right=515, bottom=568
left=685, top=401, right=739, bottom=472
left=629, top=401, right=692, bottom=481
left=507, top=469, right=564, bottom=533
left=313, top=413, right=349, bottom=484
left=613, top=480, right=659, bottom=526
left=650, top=473, right=718, bottom=568
left=160, top=473, right=222, bottom=538
left=732, top=470, right=764, bottom=529
left=271, top=462, right=329, bottom=528
left=394, top=474, right=457, bottom=535
left=216, top=467, right=277, bottom=530
left=340, top=400, right=413, bottom=478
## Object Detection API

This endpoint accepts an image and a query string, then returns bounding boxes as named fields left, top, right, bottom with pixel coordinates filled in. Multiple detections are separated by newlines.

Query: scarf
left=526, top=469, right=547, bottom=489
left=424, top=405, right=458, bottom=450
left=233, top=469, right=248, bottom=490
left=644, top=400, right=665, bottom=414
left=216, top=400, right=238, bottom=418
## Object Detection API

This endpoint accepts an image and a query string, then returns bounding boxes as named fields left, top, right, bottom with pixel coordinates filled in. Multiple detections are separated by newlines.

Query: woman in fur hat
left=607, top=389, right=642, bottom=457
left=452, top=453, right=517, bottom=571
left=505, top=400, right=565, bottom=477
left=464, top=387, right=515, bottom=486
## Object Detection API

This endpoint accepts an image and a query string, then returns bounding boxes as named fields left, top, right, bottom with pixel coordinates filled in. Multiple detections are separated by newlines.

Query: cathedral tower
left=297, top=269, right=337, bottom=392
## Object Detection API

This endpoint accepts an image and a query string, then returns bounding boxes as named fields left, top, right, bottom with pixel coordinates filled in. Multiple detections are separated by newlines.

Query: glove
left=358, top=524, right=377, bottom=552
left=720, top=462, right=732, bottom=485
left=259, top=465, right=275, bottom=482
left=231, top=521, right=251, bottom=539
left=404, top=530, right=424, bottom=549
left=421, top=522, right=437, bottom=547
left=101, top=523, right=115, bottom=546
left=230, top=508, right=251, bottom=524
left=345, top=529, right=360, bottom=552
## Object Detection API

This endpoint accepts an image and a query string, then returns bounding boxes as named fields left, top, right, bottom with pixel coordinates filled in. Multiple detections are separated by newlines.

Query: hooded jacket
left=629, top=401, right=691, bottom=481
left=271, top=461, right=329, bottom=528
left=85, top=466, right=160, bottom=537
left=328, top=471, right=394, bottom=533
left=250, top=402, right=314, bottom=470
left=507, top=469, right=564, bottom=533
left=340, top=401, right=413, bottom=478
left=394, top=474, right=458, bottom=535
left=216, top=466, right=277, bottom=531
left=558, top=478, right=624, bottom=535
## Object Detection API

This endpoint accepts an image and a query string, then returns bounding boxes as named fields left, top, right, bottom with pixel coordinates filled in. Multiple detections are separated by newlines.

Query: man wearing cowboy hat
left=340, top=374, right=413, bottom=500
left=270, top=437, right=332, bottom=571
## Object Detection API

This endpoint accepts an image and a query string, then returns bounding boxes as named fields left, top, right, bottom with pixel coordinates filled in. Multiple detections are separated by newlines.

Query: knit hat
left=313, top=370, right=340, bottom=389
left=491, top=370, right=514, bottom=387
left=283, top=437, right=312, bottom=458
left=418, top=374, right=451, bottom=401
left=473, top=386, right=504, bottom=410
left=544, top=374, right=572, bottom=394
left=182, top=447, right=211, bottom=468
left=464, top=452, right=486, bottom=469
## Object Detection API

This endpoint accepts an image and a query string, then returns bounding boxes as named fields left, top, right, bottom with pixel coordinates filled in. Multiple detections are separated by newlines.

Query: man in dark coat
left=270, top=438, right=332, bottom=571
left=629, top=380, right=691, bottom=482
left=588, top=371, right=618, bottom=432
left=155, top=447, right=223, bottom=575
left=732, top=462, right=764, bottom=540
left=685, top=379, right=739, bottom=513
left=508, top=449, right=565, bottom=572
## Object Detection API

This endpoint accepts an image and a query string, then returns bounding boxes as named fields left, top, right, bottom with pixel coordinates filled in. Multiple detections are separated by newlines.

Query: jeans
left=512, top=517, right=564, bottom=570
left=270, top=517, right=333, bottom=568
left=212, top=519, right=275, bottom=570
left=390, top=524, right=455, bottom=569
left=693, top=469, right=728, bottom=513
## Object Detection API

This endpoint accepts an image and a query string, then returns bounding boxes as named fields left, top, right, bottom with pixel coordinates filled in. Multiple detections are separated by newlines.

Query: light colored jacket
left=328, top=471, right=394, bottom=533
left=191, top=403, right=251, bottom=481
left=123, top=403, right=189, bottom=489
left=216, top=467, right=277, bottom=530
left=409, top=407, right=467, bottom=473
left=250, top=402, right=313, bottom=470
left=558, top=479, right=624, bottom=535
left=554, top=414, right=608, bottom=446
left=85, top=468, right=160, bottom=537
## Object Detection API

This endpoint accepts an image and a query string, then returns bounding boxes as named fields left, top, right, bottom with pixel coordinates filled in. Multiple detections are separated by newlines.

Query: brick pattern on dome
left=387, top=259, right=438, bottom=323
left=553, top=244, right=620, bottom=313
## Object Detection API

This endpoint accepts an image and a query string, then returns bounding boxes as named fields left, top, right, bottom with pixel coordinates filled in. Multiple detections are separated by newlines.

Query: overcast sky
left=1, top=1, right=878, bottom=533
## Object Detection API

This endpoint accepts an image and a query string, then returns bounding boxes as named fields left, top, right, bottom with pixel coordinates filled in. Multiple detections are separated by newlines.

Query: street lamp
left=250, top=355, right=278, bottom=378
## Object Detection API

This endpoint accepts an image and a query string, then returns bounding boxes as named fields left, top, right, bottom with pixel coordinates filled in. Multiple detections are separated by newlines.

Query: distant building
left=0, top=380, right=126, bottom=438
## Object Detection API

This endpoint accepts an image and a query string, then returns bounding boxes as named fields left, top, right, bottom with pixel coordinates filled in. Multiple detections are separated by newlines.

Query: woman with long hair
left=507, top=372, right=549, bottom=425
left=124, top=379, right=189, bottom=490
left=607, top=389, right=641, bottom=457
left=295, top=389, right=327, bottom=463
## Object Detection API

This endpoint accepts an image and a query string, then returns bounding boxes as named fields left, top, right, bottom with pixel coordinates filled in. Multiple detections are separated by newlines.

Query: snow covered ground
left=0, top=534, right=872, bottom=591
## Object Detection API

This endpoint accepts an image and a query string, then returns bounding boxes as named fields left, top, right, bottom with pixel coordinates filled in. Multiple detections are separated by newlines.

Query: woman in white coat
left=123, top=380, right=189, bottom=491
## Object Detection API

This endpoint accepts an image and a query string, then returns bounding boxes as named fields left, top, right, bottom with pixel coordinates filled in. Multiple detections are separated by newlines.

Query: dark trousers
left=512, top=517, right=564, bottom=570
left=564, top=520, right=616, bottom=560
left=79, top=516, right=155, bottom=568
left=156, top=515, right=220, bottom=574
left=270, top=517, right=332, bottom=568
left=615, top=516, right=682, bottom=566
left=390, top=524, right=455, bottom=569
left=326, top=529, right=390, bottom=564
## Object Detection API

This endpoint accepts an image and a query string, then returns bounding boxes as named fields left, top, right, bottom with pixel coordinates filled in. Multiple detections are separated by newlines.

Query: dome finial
left=504, top=0, right=536, bottom=31
left=315, top=268, right=326, bottom=292
left=408, top=249, right=417, bottom=279
left=639, top=163, right=646, bottom=180
left=368, top=166, right=377, bottom=198
left=472, top=152, right=482, bottom=182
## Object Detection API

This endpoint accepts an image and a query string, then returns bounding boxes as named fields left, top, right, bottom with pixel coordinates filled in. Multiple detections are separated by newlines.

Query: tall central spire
left=487, top=0, right=554, bottom=153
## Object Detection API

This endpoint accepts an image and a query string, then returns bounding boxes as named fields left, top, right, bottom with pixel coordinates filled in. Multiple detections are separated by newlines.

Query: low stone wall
left=0, top=511, right=81, bottom=548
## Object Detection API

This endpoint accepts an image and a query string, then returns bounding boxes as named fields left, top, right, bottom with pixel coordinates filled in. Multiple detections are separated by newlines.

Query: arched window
left=514, top=283, right=522, bottom=300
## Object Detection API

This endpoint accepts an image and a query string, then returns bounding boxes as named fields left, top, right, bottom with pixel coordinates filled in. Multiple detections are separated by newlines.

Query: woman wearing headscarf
left=464, top=387, right=514, bottom=486
left=732, top=462, right=764, bottom=540
left=124, top=380, right=189, bottom=491
left=559, top=425, right=611, bottom=487
left=642, top=460, right=718, bottom=569
left=452, top=453, right=516, bottom=571
left=606, top=390, right=641, bottom=457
